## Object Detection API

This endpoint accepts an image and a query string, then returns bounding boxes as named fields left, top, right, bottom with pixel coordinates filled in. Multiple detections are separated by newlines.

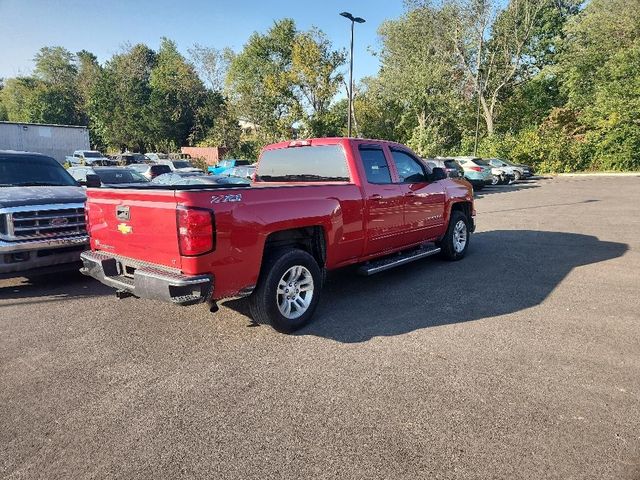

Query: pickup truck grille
left=0, top=204, right=86, bottom=241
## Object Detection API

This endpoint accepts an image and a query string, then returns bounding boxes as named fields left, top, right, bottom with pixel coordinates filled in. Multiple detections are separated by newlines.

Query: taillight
left=469, top=166, right=483, bottom=172
left=177, top=207, right=214, bottom=256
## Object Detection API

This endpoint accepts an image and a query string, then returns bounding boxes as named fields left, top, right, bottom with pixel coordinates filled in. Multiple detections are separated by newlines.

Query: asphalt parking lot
left=1, top=176, right=639, bottom=479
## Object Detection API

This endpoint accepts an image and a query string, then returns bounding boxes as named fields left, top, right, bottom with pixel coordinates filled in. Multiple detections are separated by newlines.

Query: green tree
left=89, top=44, right=156, bottom=151
left=227, top=19, right=299, bottom=143
left=557, top=0, right=640, bottom=170
left=148, top=38, right=208, bottom=150
left=226, top=20, right=344, bottom=142
left=290, top=29, right=345, bottom=136
left=188, top=44, right=234, bottom=92
left=374, top=2, right=468, bottom=153
left=0, top=80, right=7, bottom=121
left=0, top=77, right=39, bottom=122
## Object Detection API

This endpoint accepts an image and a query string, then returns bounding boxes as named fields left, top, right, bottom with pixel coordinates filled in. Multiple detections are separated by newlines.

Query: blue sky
left=0, top=0, right=406, bottom=83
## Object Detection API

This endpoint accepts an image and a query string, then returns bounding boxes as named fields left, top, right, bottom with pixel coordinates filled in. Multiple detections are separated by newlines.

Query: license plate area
left=115, top=260, right=136, bottom=279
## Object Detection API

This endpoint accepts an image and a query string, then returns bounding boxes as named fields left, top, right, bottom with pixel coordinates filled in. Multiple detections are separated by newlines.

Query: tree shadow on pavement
left=474, top=182, right=541, bottom=197
left=226, top=230, right=627, bottom=343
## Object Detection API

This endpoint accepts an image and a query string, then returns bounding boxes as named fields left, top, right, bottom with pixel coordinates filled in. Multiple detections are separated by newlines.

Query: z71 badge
left=211, top=194, right=242, bottom=204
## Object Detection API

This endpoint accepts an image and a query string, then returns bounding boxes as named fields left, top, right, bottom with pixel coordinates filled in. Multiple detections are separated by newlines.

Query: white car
left=66, top=150, right=115, bottom=166
left=486, top=158, right=525, bottom=181
left=156, top=158, right=204, bottom=174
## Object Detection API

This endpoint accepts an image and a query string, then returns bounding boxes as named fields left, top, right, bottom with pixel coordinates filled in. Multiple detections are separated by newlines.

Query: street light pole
left=340, top=12, right=365, bottom=138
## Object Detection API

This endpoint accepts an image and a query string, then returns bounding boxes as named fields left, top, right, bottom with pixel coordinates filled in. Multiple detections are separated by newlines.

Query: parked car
left=470, top=158, right=515, bottom=185
left=81, top=137, right=474, bottom=332
left=426, top=158, right=464, bottom=178
left=0, top=151, right=88, bottom=278
left=486, top=158, right=525, bottom=182
left=145, top=152, right=170, bottom=163
left=208, top=159, right=252, bottom=175
left=67, top=166, right=150, bottom=186
left=127, top=163, right=172, bottom=180
left=156, top=158, right=204, bottom=174
left=113, top=153, right=149, bottom=166
left=66, top=150, right=115, bottom=166
left=452, top=157, right=493, bottom=190
left=501, top=158, right=534, bottom=178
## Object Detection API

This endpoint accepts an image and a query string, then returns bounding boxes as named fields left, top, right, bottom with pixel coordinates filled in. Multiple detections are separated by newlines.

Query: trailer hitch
left=115, top=289, right=135, bottom=299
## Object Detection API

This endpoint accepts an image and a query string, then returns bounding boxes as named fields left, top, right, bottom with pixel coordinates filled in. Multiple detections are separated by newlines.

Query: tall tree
left=188, top=44, right=234, bottom=92
left=289, top=29, right=345, bottom=136
left=89, top=44, right=156, bottom=151
left=375, top=2, right=467, bottom=154
left=148, top=38, right=207, bottom=150
left=226, top=19, right=299, bottom=143
left=448, top=0, right=548, bottom=135
left=559, top=0, right=640, bottom=170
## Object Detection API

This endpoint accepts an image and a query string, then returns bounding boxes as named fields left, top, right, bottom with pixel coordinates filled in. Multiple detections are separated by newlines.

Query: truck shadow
left=0, top=271, right=112, bottom=305
left=289, top=230, right=627, bottom=343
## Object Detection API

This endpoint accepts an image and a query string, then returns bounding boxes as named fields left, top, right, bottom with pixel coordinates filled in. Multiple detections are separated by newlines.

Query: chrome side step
left=358, top=245, right=441, bottom=276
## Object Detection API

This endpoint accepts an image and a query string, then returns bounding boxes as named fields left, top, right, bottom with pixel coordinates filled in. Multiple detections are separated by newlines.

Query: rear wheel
left=438, top=210, right=470, bottom=261
left=514, top=171, right=522, bottom=181
left=249, top=249, right=322, bottom=332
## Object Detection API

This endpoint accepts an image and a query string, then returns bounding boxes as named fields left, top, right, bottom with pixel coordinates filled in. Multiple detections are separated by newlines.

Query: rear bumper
left=80, top=250, right=213, bottom=306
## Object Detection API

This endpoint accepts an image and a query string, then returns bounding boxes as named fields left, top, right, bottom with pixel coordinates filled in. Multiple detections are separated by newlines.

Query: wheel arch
left=262, top=226, right=327, bottom=268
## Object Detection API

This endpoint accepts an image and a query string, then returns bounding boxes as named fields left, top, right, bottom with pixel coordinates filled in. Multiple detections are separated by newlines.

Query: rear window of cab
left=256, top=145, right=350, bottom=182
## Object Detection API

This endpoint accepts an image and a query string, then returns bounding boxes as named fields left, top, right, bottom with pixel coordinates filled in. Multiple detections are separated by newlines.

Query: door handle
left=369, top=194, right=383, bottom=200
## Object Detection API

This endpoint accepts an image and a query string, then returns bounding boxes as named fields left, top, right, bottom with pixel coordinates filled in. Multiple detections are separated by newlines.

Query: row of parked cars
left=426, top=156, right=534, bottom=190
left=65, top=151, right=256, bottom=188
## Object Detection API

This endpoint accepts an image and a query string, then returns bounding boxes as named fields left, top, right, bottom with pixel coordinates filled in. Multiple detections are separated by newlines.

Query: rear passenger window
left=359, top=147, right=392, bottom=184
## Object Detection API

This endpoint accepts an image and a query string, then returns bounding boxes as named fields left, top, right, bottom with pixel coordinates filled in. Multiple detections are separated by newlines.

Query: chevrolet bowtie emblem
left=117, top=223, right=133, bottom=235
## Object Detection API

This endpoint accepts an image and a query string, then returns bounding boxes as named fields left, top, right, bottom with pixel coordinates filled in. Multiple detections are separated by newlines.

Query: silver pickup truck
left=0, top=151, right=88, bottom=279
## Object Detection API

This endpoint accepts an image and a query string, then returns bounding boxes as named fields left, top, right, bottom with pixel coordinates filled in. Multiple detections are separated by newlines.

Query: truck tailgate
left=86, top=188, right=182, bottom=270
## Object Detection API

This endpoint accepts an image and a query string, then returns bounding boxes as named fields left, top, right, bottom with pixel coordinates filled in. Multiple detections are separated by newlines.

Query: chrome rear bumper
left=80, top=250, right=213, bottom=306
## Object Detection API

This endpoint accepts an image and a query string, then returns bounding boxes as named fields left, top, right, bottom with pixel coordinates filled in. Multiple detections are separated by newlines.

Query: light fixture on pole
left=340, top=11, right=365, bottom=138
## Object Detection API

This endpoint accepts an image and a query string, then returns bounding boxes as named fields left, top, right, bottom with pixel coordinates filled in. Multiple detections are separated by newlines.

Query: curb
left=557, top=172, right=640, bottom=177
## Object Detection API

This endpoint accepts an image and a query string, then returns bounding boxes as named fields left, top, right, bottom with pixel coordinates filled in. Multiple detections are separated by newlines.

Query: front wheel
left=491, top=175, right=501, bottom=185
left=438, top=211, right=470, bottom=261
left=514, top=171, right=522, bottom=181
left=249, top=249, right=323, bottom=332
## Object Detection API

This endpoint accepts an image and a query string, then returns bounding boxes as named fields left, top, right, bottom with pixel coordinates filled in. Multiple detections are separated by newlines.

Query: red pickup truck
left=81, top=138, right=475, bottom=331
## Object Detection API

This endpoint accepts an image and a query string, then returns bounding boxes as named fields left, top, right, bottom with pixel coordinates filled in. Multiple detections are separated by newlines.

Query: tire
left=491, top=175, right=500, bottom=186
left=438, top=210, right=470, bottom=261
left=249, top=248, right=323, bottom=332
left=514, top=171, right=522, bottom=181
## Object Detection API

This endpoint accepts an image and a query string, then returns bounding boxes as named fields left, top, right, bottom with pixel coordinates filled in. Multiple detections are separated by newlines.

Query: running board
left=358, top=246, right=441, bottom=276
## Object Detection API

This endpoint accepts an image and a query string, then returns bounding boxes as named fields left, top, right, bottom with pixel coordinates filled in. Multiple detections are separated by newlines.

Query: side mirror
left=431, top=167, right=447, bottom=181
left=85, top=174, right=102, bottom=188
